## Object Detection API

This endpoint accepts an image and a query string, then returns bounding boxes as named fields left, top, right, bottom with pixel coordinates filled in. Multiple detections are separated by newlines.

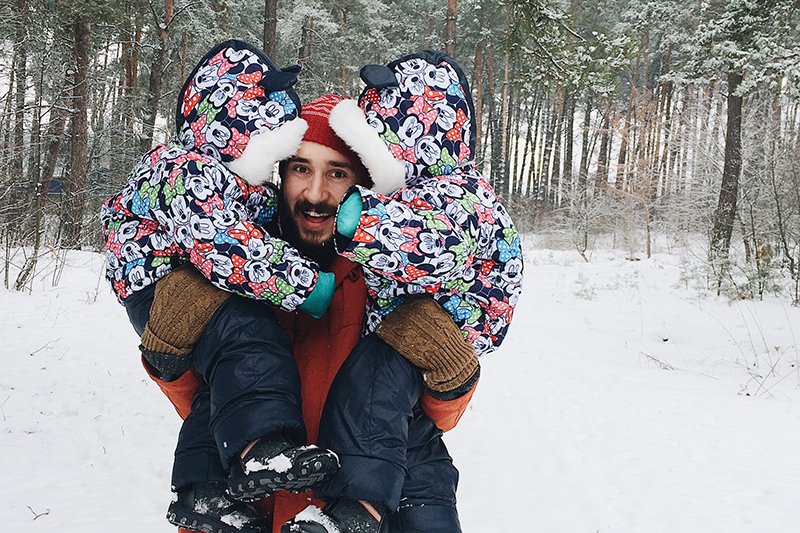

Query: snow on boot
left=167, top=481, right=271, bottom=533
left=280, top=499, right=388, bottom=533
left=227, top=434, right=340, bottom=502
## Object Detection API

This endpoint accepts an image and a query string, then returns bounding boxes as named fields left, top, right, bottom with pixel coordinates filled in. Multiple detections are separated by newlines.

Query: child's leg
left=190, top=294, right=304, bottom=467
left=281, top=335, right=422, bottom=532
left=284, top=336, right=462, bottom=533
left=171, top=386, right=227, bottom=490
left=127, top=284, right=273, bottom=531
left=390, top=407, right=461, bottom=532
left=191, top=294, right=338, bottom=502
left=131, top=269, right=312, bottom=471
left=315, top=333, right=423, bottom=512
left=168, top=387, right=275, bottom=533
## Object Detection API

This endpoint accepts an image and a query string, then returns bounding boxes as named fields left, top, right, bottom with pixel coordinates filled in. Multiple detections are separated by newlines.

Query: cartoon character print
left=177, top=42, right=300, bottom=164
left=361, top=56, right=473, bottom=187
left=101, top=143, right=320, bottom=309
left=343, top=168, right=521, bottom=356
left=339, top=51, right=523, bottom=356
left=100, top=41, right=321, bottom=311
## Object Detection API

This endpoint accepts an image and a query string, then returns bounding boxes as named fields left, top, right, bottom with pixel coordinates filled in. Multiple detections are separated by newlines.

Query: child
left=101, top=40, right=354, bottom=532
left=282, top=51, right=524, bottom=532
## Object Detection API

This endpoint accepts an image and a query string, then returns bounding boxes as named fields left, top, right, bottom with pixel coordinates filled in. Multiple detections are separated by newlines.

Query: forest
left=0, top=0, right=799, bottom=303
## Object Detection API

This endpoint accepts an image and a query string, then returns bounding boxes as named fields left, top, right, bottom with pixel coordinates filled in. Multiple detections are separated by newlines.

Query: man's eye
left=290, top=164, right=309, bottom=174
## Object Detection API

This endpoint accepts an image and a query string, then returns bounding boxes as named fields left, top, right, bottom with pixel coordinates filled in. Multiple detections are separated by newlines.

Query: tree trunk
left=473, top=38, right=485, bottom=161
left=180, top=31, right=189, bottom=83
left=41, top=102, right=69, bottom=193
left=520, top=97, right=536, bottom=196
left=340, top=8, right=349, bottom=93
left=14, top=94, right=65, bottom=291
left=212, top=0, right=230, bottom=33
left=532, top=98, right=547, bottom=199
left=443, top=0, right=458, bottom=57
left=92, top=37, right=112, bottom=136
left=299, top=15, right=315, bottom=67
left=595, top=102, right=612, bottom=192
left=26, top=43, right=45, bottom=209
left=541, top=98, right=557, bottom=203
left=483, top=43, right=496, bottom=172
left=140, top=0, right=174, bottom=153
left=578, top=96, right=592, bottom=196
left=562, top=93, right=575, bottom=201
left=12, top=0, right=28, bottom=186
left=61, top=18, right=91, bottom=249
left=550, top=93, right=565, bottom=205
left=263, top=0, right=278, bottom=57
left=497, top=4, right=511, bottom=199
left=676, top=87, right=691, bottom=192
left=121, top=2, right=142, bottom=136
left=710, top=71, right=744, bottom=261
left=514, top=96, right=531, bottom=196
left=616, top=53, right=641, bottom=190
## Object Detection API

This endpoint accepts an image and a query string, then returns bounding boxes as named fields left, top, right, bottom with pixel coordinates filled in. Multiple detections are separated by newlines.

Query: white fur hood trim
left=226, top=118, right=308, bottom=186
left=328, top=99, right=406, bottom=195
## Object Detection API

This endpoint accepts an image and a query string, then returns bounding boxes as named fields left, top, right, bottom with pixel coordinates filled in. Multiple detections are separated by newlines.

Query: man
left=274, top=95, right=474, bottom=532
left=136, top=93, right=477, bottom=533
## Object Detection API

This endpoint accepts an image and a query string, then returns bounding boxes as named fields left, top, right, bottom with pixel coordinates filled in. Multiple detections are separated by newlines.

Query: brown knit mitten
left=140, top=267, right=230, bottom=381
left=376, top=297, right=479, bottom=394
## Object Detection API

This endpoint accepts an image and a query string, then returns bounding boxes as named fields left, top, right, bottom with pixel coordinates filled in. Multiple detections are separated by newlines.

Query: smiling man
left=277, top=96, right=369, bottom=268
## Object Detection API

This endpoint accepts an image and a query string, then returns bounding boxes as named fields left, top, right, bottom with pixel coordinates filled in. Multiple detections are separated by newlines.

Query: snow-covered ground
left=2, top=242, right=799, bottom=532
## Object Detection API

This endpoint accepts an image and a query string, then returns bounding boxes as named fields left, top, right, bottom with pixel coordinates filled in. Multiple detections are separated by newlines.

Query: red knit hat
left=296, top=93, right=405, bottom=195
left=300, top=94, right=368, bottom=182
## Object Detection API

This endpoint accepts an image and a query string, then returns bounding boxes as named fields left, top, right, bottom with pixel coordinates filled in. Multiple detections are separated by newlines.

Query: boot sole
left=228, top=451, right=339, bottom=502
left=167, top=501, right=264, bottom=533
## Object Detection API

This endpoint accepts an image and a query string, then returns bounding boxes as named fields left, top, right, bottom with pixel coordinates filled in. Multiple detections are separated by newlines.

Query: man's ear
left=359, top=64, right=398, bottom=89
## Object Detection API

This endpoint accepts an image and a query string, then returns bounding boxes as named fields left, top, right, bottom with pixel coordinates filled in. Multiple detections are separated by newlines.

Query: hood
left=176, top=39, right=308, bottom=185
left=358, top=50, right=477, bottom=186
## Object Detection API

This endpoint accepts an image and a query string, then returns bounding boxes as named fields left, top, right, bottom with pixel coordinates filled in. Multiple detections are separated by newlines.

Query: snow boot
left=167, top=481, right=271, bottom=533
left=227, top=434, right=340, bottom=502
left=280, top=499, right=388, bottom=533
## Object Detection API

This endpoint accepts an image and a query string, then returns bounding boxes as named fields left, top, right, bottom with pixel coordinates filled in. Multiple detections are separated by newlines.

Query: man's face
left=280, top=141, right=361, bottom=264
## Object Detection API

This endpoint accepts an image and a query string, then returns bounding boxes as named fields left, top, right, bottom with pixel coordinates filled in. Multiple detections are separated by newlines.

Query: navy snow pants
left=125, top=286, right=305, bottom=488
left=126, top=287, right=461, bottom=531
left=318, top=334, right=462, bottom=531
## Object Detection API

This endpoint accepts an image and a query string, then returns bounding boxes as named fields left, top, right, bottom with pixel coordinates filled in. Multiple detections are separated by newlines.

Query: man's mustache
left=294, top=199, right=337, bottom=217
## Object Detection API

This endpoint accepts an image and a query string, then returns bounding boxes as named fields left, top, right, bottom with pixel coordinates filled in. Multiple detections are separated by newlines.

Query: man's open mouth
left=303, top=209, right=333, bottom=220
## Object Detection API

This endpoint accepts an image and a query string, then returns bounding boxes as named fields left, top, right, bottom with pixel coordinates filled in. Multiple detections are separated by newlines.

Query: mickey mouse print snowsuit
left=333, top=51, right=524, bottom=357
left=100, top=40, right=335, bottom=314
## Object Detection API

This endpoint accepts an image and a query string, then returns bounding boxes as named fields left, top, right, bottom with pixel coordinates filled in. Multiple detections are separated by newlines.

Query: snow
left=292, top=504, right=340, bottom=531
left=246, top=453, right=292, bottom=474
left=2, top=245, right=798, bottom=532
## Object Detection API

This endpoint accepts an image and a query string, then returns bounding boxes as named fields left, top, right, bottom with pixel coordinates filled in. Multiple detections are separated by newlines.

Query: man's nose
left=304, top=174, right=328, bottom=204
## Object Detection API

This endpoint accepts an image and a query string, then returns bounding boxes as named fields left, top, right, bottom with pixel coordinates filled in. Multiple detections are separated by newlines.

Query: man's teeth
left=305, top=210, right=330, bottom=218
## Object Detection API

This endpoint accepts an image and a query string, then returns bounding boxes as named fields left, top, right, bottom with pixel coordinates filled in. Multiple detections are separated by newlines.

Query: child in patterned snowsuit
left=327, top=50, right=523, bottom=388
left=283, top=52, right=524, bottom=532
left=101, top=40, right=351, bottom=532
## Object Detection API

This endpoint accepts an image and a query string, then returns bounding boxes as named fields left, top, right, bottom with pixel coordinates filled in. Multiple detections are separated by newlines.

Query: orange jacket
left=148, top=257, right=475, bottom=532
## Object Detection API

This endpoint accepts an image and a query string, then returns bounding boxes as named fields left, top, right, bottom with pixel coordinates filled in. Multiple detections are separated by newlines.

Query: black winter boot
left=280, top=499, right=388, bottom=533
left=227, top=433, right=340, bottom=502
left=166, top=481, right=271, bottom=533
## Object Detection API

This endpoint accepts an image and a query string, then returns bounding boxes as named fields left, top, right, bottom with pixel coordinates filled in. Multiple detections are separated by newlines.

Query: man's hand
left=376, top=297, right=479, bottom=395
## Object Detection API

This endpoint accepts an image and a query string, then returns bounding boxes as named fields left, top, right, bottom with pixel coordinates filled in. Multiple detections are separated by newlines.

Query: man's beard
left=278, top=198, right=338, bottom=269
